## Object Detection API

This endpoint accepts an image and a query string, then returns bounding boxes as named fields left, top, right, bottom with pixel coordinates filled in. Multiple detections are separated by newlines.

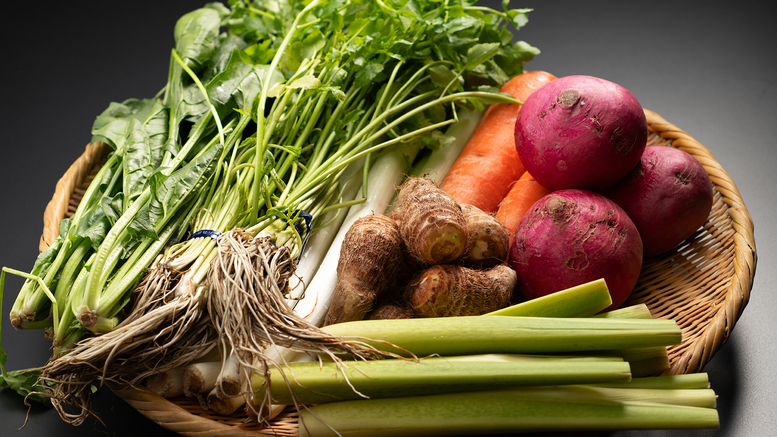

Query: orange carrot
left=440, top=71, right=557, bottom=213
left=496, top=171, right=553, bottom=246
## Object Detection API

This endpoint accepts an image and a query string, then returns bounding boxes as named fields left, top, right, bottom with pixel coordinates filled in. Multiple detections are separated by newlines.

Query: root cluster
left=35, top=228, right=385, bottom=426
left=37, top=264, right=215, bottom=425
left=207, top=230, right=384, bottom=415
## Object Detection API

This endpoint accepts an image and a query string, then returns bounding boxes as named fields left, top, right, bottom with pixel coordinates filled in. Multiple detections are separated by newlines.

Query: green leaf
left=174, top=8, right=221, bottom=72
left=76, top=192, right=124, bottom=250
left=207, top=48, right=285, bottom=113
left=464, top=42, right=501, bottom=71
left=429, top=64, right=460, bottom=90
left=90, top=102, right=132, bottom=150
left=91, top=99, right=168, bottom=167
left=0, top=367, right=51, bottom=406
left=148, top=144, right=224, bottom=230
left=268, top=74, right=321, bottom=98
left=286, top=27, right=326, bottom=71
left=202, top=34, right=249, bottom=83
left=239, top=40, right=275, bottom=66
left=354, top=61, right=385, bottom=88
left=505, top=7, right=532, bottom=30
left=121, top=119, right=154, bottom=205
left=123, top=99, right=169, bottom=167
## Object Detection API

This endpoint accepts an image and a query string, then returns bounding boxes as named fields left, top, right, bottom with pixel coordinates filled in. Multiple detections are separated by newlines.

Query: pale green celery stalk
left=253, top=354, right=631, bottom=406
left=298, top=388, right=719, bottom=437
left=483, top=282, right=669, bottom=376
left=537, top=384, right=717, bottom=409
left=596, top=303, right=654, bottom=319
left=591, top=303, right=672, bottom=377
left=321, top=316, right=682, bottom=358
left=487, top=278, right=612, bottom=318
left=410, top=108, right=483, bottom=184
left=594, top=373, right=711, bottom=390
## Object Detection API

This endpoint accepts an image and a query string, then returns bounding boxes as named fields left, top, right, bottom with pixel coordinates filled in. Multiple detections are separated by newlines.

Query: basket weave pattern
left=40, top=109, right=756, bottom=436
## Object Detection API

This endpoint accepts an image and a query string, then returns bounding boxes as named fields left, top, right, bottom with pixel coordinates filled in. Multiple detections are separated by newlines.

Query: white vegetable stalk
left=292, top=143, right=423, bottom=327
left=145, top=367, right=185, bottom=398
left=285, top=156, right=366, bottom=306
left=410, top=108, right=483, bottom=184
left=207, top=388, right=247, bottom=416
left=183, top=361, right=221, bottom=398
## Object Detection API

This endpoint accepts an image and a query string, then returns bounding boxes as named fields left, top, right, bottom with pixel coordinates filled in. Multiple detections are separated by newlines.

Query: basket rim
left=39, top=108, right=757, bottom=436
left=637, top=109, right=756, bottom=374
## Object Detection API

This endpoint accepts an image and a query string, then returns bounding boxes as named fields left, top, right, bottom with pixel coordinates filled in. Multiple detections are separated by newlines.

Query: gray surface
left=1, top=1, right=775, bottom=436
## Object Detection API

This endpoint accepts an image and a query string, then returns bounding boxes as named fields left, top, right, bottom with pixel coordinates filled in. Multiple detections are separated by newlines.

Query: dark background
left=1, top=1, right=775, bottom=436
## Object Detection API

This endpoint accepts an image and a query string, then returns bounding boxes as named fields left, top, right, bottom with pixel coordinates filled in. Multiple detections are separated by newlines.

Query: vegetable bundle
left=2, top=0, right=539, bottom=425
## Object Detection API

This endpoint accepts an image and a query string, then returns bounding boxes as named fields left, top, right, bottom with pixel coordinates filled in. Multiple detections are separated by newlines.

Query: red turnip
left=514, top=75, right=648, bottom=191
left=599, top=146, right=714, bottom=257
left=508, top=189, right=643, bottom=311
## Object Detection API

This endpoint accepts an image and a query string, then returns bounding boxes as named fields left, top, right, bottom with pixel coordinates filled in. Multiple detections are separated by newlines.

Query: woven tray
left=40, top=109, right=757, bottom=436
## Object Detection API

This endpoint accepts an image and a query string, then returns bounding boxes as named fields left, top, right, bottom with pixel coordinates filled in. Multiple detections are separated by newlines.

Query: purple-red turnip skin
left=508, top=189, right=643, bottom=311
left=599, top=146, right=714, bottom=257
left=514, top=75, right=648, bottom=191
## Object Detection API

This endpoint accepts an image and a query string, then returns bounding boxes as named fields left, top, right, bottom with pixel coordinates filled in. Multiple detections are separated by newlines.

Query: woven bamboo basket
left=39, top=109, right=756, bottom=436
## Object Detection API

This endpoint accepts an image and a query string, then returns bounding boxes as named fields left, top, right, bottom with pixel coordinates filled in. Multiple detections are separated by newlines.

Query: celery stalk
left=486, top=278, right=612, bottom=318
left=298, top=387, right=719, bottom=437
left=562, top=385, right=717, bottom=408
left=253, top=354, right=631, bottom=406
left=594, top=373, right=711, bottom=390
left=592, top=303, right=672, bottom=377
left=321, top=315, right=682, bottom=358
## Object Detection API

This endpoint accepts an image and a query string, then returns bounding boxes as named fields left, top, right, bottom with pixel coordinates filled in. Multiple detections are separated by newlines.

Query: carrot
left=496, top=171, right=553, bottom=246
left=440, top=71, right=557, bottom=213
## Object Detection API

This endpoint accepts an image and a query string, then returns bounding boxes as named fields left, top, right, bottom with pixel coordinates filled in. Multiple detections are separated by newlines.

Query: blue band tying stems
left=280, top=209, right=314, bottom=261
left=188, top=229, right=221, bottom=240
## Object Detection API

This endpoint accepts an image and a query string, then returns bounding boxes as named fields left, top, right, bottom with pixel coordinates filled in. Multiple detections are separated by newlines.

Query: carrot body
left=440, top=71, right=557, bottom=213
left=496, top=171, right=553, bottom=246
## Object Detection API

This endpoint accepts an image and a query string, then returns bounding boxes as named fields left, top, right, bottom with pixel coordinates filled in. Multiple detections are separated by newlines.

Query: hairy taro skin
left=324, top=214, right=405, bottom=326
left=395, top=176, right=469, bottom=265
left=406, top=264, right=516, bottom=318
left=514, top=75, right=648, bottom=191
left=459, top=203, right=511, bottom=268
left=599, top=146, right=714, bottom=257
left=508, top=189, right=643, bottom=311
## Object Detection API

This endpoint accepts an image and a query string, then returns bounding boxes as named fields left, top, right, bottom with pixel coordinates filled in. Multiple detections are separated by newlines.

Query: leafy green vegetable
left=4, top=0, right=540, bottom=402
